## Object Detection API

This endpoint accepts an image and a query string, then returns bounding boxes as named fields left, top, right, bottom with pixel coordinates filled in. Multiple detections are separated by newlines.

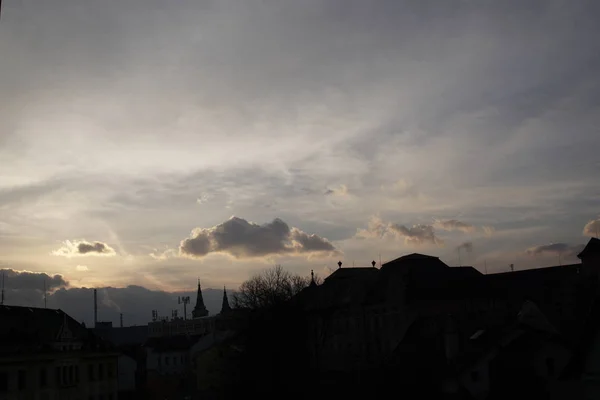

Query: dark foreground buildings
left=284, top=237, right=600, bottom=399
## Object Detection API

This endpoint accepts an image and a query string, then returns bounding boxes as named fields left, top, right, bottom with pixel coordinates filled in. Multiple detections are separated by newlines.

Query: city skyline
left=1, top=0, right=599, bottom=306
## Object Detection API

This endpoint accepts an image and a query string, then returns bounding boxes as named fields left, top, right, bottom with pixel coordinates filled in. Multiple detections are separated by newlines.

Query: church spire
left=309, top=270, right=317, bottom=287
left=220, top=286, right=231, bottom=314
left=192, top=278, right=208, bottom=318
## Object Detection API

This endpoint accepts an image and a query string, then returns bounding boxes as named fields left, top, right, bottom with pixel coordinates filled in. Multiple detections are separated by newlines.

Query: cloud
left=482, top=226, right=496, bottom=237
left=456, top=241, right=473, bottom=253
left=75, top=265, right=89, bottom=272
left=434, top=219, right=476, bottom=233
left=382, top=179, right=420, bottom=198
left=52, top=240, right=116, bottom=258
left=324, top=184, right=348, bottom=196
left=526, top=243, right=585, bottom=259
left=356, top=216, right=442, bottom=246
left=583, top=218, right=600, bottom=237
left=179, top=216, right=337, bottom=259
left=0, top=268, right=68, bottom=291
left=149, top=248, right=178, bottom=261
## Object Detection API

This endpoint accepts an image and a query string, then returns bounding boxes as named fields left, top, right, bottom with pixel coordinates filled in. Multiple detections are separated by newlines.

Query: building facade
left=0, top=305, right=119, bottom=400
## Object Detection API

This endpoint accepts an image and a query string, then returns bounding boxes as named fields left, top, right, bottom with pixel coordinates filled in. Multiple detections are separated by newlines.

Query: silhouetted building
left=292, top=238, right=600, bottom=398
left=220, top=287, right=231, bottom=315
left=192, top=279, right=209, bottom=319
left=0, top=305, right=119, bottom=399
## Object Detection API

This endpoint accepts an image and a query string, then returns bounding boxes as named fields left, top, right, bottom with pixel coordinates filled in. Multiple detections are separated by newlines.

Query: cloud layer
left=356, top=216, right=443, bottom=246
left=0, top=268, right=68, bottom=291
left=526, top=243, right=585, bottom=260
left=179, top=216, right=337, bottom=259
left=52, top=240, right=116, bottom=258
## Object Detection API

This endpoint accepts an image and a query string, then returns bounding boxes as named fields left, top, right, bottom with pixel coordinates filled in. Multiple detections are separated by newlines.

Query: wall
left=146, top=349, right=189, bottom=375
left=118, top=355, right=137, bottom=392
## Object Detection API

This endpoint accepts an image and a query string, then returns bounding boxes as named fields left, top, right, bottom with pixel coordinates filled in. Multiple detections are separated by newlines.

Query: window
left=470, top=370, right=480, bottom=382
left=62, top=366, right=67, bottom=385
left=68, top=366, right=74, bottom=384
left=39, top=368, right=47, bottom=387
left=18, top=370, right=26, bottom=391
left=98, top=363, right=104, bottom=380
left=55, top=367, right=61, bottom=385
left=0, top=372, right=8, bottom=392
left=88, top=364, right=95, bottom=381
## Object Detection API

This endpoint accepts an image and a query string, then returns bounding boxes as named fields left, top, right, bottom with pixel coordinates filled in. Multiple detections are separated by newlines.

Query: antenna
left=1, top=271, right=5, bottom=305
left=44, top=279, right=47, bottom=308
left=93, top=289, right=98, bottom=328
left=379, top=253, right=382, bottom=267
left=510, top=264, right=514, bottom=272
left=180, top=296, right=190, bottom=320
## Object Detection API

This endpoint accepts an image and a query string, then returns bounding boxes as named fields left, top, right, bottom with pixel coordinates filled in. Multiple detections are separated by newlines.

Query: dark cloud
left=0, top=268, right=68, bottom=291
left=389, top=223, right=442, bottom=246
left=434, top=219, right=476, bottom=233
left=356, top=217, right=442, bottom=246
left=456, top=241, right=473, bottom=253
left=583, top=218, right=600, bottom=237
left=526, top=243, right=585, bottom=260
left=52, top=240, right=116, bottom=257
left=179, top=216, right=337, bottom=259
left=2, top=285, right=230, bottom=326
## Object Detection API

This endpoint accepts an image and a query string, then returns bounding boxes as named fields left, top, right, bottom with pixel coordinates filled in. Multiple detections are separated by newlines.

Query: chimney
left=338, top=261, right=342, bottom=269
left=93, top=289, right=98, bottom=328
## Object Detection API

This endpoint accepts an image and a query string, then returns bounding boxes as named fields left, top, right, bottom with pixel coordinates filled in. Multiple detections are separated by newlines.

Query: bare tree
left=233, top=265, right=319, bottom=310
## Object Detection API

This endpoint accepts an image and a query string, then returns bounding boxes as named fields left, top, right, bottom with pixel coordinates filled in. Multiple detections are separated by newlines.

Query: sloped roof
left=0, top=305, right=111, bottom=354
left=325, top=267, right=378, bottom=281
left=295, top=267, right=379, bottom=311
left=92, top=325, right=148, bottom=347
left=144, top=334, right=204, bottom=352
left=578, top=237, right=600, bottom=259
left=383, top=253, right=442, bottom=266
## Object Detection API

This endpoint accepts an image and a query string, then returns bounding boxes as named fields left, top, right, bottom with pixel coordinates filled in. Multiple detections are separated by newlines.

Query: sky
left=1, top=0, right=599, bottom=324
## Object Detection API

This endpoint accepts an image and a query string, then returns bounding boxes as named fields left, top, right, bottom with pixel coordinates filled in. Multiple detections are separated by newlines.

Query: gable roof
left=0, top=305, right=111, bottom=354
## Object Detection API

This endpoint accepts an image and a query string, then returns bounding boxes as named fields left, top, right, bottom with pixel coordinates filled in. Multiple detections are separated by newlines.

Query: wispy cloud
left=456, top=241, right=473, bottom=253
left=526, top=243, right=584, bottom=260
left=324, top=184, right=348, bottom=196
left=434, top=219, right=476, bottom=233
left=356, top=216, right=443, bottom=246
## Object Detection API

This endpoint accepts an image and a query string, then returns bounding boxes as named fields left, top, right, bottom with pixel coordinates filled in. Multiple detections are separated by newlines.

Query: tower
left=192, top=279, right=209, bottom=318
left=220, top=286, right=231, bottom=314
